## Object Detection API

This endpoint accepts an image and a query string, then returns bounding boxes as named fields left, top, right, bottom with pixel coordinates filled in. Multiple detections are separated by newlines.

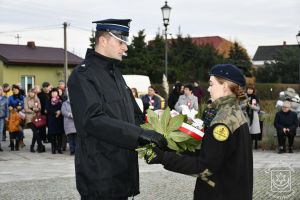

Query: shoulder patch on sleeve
left=213, top=125, right=229, bottom=141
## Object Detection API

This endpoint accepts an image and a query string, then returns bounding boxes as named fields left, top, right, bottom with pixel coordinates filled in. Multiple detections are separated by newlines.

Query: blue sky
left=0, top=0, right=299, bottom=58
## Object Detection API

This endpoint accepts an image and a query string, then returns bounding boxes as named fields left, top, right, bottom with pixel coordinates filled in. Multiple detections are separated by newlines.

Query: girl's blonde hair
left=214, top=76, right=245, bottom=101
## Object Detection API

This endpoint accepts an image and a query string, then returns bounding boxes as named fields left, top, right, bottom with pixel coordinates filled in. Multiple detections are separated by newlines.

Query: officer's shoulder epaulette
left=77, top=61, right=90, bottom=72
left=211, top=104, right=247, bottom=134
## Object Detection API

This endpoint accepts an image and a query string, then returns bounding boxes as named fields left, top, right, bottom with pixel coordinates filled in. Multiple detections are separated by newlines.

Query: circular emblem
left=213, top=125, right=229, bottom=141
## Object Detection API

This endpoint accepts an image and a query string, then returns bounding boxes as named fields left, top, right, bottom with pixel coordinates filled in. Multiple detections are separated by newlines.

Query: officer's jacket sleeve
left=161, top=123, right=235, bottom=175
left=68, top=71, right=143, bottom=150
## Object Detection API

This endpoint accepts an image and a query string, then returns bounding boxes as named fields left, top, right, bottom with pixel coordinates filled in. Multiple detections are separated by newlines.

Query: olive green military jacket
left=161, top=94, right=253, bottom=200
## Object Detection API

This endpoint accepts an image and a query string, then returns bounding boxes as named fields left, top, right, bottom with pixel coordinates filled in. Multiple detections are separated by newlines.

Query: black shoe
left=57, top=149, right=63, bottom=154
left=30, top=146, right=35, bottom=153
left=0, top=148, right=3, bottom=152
left=10, top=141, right=14, bottom=151
left=70, top=151, right=75, bottom=155
left=278, top=149, right=285, bottom=154
left=37, top=145, right=46, bottom=153
left=52, top=147, right=56, bottom=154
left=288, top=148, right=293, bottom=153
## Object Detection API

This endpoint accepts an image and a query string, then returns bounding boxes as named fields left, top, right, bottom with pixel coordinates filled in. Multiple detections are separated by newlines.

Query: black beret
left=209, top=64, right=245, bottom=87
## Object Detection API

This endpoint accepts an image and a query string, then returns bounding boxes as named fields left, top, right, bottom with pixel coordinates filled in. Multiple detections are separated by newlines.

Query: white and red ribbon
left=178, top=122, right=205, bottom=140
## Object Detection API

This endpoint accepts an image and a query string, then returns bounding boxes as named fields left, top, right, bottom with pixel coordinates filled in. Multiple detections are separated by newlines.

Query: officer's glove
left=138, top=130, right=168, bottom=150
left=145, top=147, right=164, bottom=164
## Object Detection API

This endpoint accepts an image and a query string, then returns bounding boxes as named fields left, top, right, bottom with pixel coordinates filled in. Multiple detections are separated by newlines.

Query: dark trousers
left=28, top=123, right=43, bottom=148
left=277, top=130, right=295, bottom=149
left=67, top=133, right=77, bottom=153
left=40, top=126, right=49, bottom=142
left=2, top=122, right=7, bottom=140
left=9, top=132, right=21, bottom=150
left=50, top=134, right=62, bottom=152
left=62, top=133, right=67, bottom=150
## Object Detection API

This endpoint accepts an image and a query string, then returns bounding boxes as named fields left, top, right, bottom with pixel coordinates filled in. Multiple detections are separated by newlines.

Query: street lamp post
left=296, top=31, right=300, bottom=92
left=161, top=1, right=171, bottom=79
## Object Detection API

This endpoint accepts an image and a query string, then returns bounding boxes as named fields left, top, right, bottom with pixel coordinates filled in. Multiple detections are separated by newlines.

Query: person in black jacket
left=146, top=64, right=253, bottom=200
left=45, top=88, right=64, bottom=154
left=67, top=19, right=167, bottom=200
left=37, top=82, right=51, bottom=143
left=168, top=82, right=183, bottom=110
left=274, top=101, right=298, bottom=153
left=141, top=86, right=161, bottom=113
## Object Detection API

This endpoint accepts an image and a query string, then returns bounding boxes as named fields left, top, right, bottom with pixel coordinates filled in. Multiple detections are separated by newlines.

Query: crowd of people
left=131, top=80, right=299, bottom=154
left=1, top=78, right=297, bottom=156
left=0, top=81, right=77, bottom=155
left=132, top=81, right=205, bottom=117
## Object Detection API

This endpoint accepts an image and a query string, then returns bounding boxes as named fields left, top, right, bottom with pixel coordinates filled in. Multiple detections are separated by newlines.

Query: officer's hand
left=145, top=147, right=164, bottom=164
left=138, top=130, right=167, bottom=150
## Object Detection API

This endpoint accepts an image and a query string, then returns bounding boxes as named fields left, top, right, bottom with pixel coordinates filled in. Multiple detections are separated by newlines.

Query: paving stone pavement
left=0, top=130, right=300, bottom=200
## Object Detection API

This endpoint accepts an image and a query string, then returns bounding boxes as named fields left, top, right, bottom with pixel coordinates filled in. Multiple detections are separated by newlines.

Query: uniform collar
left=212, top=94, right=236, bottom=109
left=85, top=49, right=120, bottom=71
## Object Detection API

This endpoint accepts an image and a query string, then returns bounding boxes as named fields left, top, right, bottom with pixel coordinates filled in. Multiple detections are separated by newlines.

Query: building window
left=21, top=76, right=35, bottom=94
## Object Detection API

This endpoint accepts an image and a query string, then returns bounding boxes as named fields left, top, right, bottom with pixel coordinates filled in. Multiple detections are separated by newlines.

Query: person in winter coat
left=2, top=83, right=12, bottom=141
left=37, top=82, right=51, bottom=143
left=145, top=64, right=253, bottom=200
left=131, top=88, right=143, bottom=112
left=175, top=84, right=199, bottom=113
left=245, top=86, right=261, bottom=149
left=67, top=19, right=167, bottom=200
left=0, top=86, right=8, bottom=151
left=141, top=86, right=161, bottom=113
left=274, top=101, right=298, bottom=153
left=61, top=92, right=77, bottom=155
left=24, top=89, right=45, bottom=153
left=168, top=82, right=183, bottom=110
left=193, top=81, right=205, bottom=103
left=45, top=88, right=64, bottom=154
left=8, top=84, right=25, bottom=151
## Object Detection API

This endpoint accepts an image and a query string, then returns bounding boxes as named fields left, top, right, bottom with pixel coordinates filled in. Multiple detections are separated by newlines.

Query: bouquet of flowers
left=136, top=107, right=205, bottom=161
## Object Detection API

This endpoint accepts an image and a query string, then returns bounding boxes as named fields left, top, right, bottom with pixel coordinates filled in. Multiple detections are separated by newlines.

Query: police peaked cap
left=209, top=64, right=246, bottom=87
left=92, top=19, right=131, bottom=43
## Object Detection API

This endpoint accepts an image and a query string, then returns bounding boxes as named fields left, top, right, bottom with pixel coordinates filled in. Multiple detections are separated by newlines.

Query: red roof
left=0, top=42, right=83, bottom=66
left=191, top=36, right=233, bottom=57
left=191, top=36, right=224, bottom=48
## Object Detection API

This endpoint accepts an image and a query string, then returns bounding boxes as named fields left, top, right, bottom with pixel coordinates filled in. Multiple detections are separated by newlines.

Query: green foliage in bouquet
left=136, top=107, right=201, bottom=159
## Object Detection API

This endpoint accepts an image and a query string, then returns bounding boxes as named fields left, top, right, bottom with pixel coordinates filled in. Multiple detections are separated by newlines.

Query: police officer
left=68, top=19, right=167, bottom=200
left=146, top=64, right=253, bottom=200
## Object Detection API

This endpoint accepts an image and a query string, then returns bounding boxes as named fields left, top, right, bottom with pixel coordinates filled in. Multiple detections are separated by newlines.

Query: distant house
left=148, top=36, right=234, bottom=58
left=0, top=41, right=83, bottom=93
left=253, top=41, right=298, bottom=67
left=191, top=36, right=234, bottom=58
